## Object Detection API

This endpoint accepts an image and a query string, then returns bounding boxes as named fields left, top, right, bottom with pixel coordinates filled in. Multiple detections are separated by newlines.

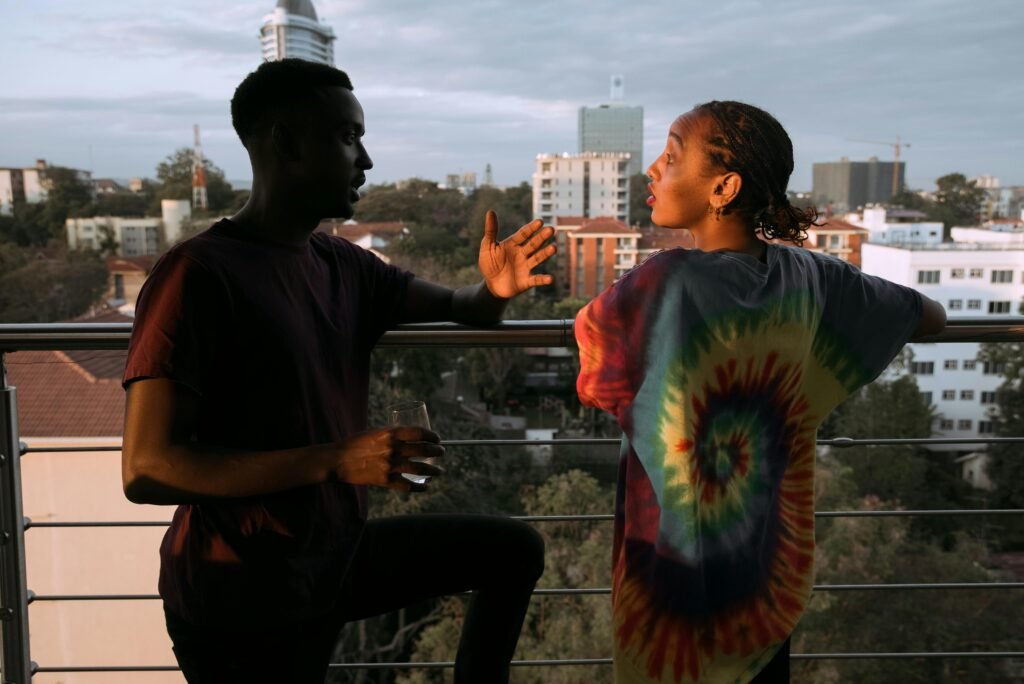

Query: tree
left=151, top=148, right=236, bottom=213
left=978, top=336, right=1024, bottom=549
left=0, top=247, right=108, bottom=322
left=629, top=172, right=652, bottom=226
left=397, top=470, right=616, bottom=684
left=826, top=375, right=973, bottom=542
left=934, top=173, right=985, bottom=229
left=795, top=459, right=1024, bottom=683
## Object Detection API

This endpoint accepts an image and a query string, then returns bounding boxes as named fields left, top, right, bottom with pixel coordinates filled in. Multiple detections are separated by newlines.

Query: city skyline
left=2, top=0, right=1022, bottom=192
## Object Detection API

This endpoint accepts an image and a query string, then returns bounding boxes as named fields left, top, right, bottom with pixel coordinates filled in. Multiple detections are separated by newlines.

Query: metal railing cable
left=4, top=319, right=1024, bottom=679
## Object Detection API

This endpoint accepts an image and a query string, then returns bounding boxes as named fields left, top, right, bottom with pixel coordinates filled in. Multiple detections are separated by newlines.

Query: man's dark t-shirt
left=123, top=219, right=413, bottom=628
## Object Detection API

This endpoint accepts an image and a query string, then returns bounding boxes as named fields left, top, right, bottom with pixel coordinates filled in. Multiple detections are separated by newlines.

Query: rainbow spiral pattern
left=577, top=255, right=861, bottom=683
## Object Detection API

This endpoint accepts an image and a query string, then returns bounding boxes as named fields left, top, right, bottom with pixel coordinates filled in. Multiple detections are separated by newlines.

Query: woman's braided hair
left=694, top=101, right=819, bottom=245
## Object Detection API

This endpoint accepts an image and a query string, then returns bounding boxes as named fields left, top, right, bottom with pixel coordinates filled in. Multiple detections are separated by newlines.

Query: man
left=121, top=58, right=555, bottom=683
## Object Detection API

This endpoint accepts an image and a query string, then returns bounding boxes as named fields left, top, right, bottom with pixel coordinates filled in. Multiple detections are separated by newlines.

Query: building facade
left=533, top=153, right=630, bottom=227
left=260, top=0, right=335, bottom=66
left=0, top=160, right=91, bottom=215
left=65, top=199, right=191, bottom=257
left=848, top=206, right=944, bottom=246
left=804, top=218, right=869, bottom=268
left=812, top=158, right=906, bottom=212
left=861, top=234, right=1024, bottom=450
left=578, top=104, right=644, bottom=177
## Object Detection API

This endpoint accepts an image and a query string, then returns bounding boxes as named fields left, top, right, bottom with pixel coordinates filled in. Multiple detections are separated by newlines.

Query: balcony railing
left=2, top=319, right=1024, bottom=681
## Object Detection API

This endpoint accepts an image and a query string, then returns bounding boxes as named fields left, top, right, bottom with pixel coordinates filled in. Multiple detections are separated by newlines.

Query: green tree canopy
left=0, top=246, right=108, bottom=322
left=152, top=148, right=235, bottom=214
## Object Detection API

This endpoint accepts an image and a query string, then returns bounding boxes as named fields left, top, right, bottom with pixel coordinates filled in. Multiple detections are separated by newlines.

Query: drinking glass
left=386, top=400, right=435, bottom=485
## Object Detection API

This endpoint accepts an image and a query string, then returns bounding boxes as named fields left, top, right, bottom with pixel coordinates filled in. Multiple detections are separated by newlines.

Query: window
left=829, top=234, right=841, bottom=248
left=948, top=299, right=962, bottom=310
left=941, top=390, right=956, bottom=400
left=967, top=299, right=982, bottom=310
left=989, top=301, right=1011, bottom=314
left=991, top=270, right=1013, bottom=283
left=114, top=274, right=125, bottom=300
left=917, top=270, right=940, bottom=284
left=951, top=268, right=965, bottom=279
left=960, top=390, right=974, bottom=400
left=979, top=421, right=995, bottom=434
left=944, top=360, right=958, bottom=370
left=939, top=419, right=955, bottom=430
left=957, top=419, right=973, bottom=430
left=963, top=360, right=977, bottom=370
left=910, top=361, right=934, bottom=375
left=970, top=268, right=984, bottom=278
left=984, top=361, right=1007, bottom=375
left=920, top=391, right=933, bottom=405
left=981, top=391, right=997, bottom=404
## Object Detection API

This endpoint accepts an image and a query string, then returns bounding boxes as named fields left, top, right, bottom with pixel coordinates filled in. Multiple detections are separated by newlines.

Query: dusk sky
left=2, top=0, right=1021, bottom=192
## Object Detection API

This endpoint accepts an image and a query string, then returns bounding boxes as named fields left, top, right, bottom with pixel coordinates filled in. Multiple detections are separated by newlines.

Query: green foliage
left=0, top=246, right=108, bottom=322
left=629, top=172, right=652, bottom=226
left=397, top=471, right=615, bottom=684
left=796, top=462, right=1024, bottom=683
left=0, top=168, right=95, bottom=246
left=891, top=172, right=986, bottom=238
left=151, top=148, right=235, bottom=213
left=827, top=375, right=971, bottom=542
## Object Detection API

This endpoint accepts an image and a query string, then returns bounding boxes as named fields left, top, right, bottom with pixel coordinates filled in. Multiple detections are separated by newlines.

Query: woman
left=575, top=101, right=945, bottom=683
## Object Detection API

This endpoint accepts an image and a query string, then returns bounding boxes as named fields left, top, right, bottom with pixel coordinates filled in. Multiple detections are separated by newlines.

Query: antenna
left=192, top=124, right=208, bottom=210
left=847, top=137, right=911, bottom=197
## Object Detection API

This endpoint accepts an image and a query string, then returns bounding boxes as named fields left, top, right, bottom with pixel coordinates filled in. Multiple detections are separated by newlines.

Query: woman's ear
left=716, top=171, right=743, bottom=208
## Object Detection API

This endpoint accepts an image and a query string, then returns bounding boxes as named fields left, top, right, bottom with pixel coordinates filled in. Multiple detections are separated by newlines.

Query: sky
left=2, top=0, right=1022, bottom=192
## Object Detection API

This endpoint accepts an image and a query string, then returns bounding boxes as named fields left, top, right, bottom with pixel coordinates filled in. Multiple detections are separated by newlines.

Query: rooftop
left=277, top=0, right=318, bottom=21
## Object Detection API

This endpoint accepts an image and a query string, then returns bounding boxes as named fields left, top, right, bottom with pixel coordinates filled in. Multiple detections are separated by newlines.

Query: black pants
left=165, top=515, right=545, bottom=684
left=750, top=638, right=791, bottom=683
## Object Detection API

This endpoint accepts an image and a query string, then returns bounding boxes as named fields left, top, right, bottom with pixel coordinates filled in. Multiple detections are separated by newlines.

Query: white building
left=578, top=77, right=644, bottom=178
left=260, top=0, right=335, bottom=66
left=65, top=200, right=191, bottom=256
left=0, top=160, right=90, bottom=215
left=849, top=206, right=944, bottom=246
left=533, top=152, right=630, bottom=226
left=862, top=233, right=1024, bottom=452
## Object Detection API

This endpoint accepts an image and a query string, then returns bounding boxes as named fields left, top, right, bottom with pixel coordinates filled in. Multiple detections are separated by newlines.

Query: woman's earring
left=714, top=206, right=723, bottom=220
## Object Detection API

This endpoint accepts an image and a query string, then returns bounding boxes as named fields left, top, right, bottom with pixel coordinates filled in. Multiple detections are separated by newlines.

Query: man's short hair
left=231, top=59, right=354, bottom=144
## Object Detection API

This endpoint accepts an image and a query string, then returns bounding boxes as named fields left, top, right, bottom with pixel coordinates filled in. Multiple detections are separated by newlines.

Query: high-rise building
left=533, top=152, right=631, bottom=226
left=578, top=76, right=644, bottom=177
left=0, top=160, right=91, bottom=216
left=812, top=157, right=906, bottom=212
left=260, top=0, right=335, bottom=66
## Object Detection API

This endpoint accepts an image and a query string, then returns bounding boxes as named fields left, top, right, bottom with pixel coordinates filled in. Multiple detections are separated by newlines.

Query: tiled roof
left=554, top=216, right=587, bottom=226
left=6, top=350, right=125, bottom=437
left=106, top=256, right=156, bottom=273
left=316, top=220, right=407, bottom=240
left=814, top=218, right=868, bottom=233
left=572, top=217, right=636, bottom=235
left=637, top=226, right=695, bottom=250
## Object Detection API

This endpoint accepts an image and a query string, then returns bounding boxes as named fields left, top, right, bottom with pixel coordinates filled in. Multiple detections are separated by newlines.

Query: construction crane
left=191, top=124, right=208, bottom=211
left=847, top=136, right=911, bottom=197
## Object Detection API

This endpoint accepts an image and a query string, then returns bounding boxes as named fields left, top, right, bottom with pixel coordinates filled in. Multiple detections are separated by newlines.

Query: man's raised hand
left=478, top=210, right=556, bottom=299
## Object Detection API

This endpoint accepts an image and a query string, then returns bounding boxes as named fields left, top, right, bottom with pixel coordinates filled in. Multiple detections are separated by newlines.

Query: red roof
left=6, top=350, right=125, bottom=437
left=555, top=216, right=587, bottom=226
left=813, top=218, right=868, bottom=233
left=572, top=217, right=636, bottom=236
left=637, top=226, right=695, bottom=250
left=316, top=220, right=407, bottom=240
left=106, top=256, right=156, bottom=273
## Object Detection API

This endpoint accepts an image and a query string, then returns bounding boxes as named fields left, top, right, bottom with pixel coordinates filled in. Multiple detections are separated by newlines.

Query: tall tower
left=191, top=124, right=208, bottom=211
left=260, top=0, right=336, bottom=66
left=579, top=76, right=644, bottom=177
left=484, top=163, right=493, bottom=187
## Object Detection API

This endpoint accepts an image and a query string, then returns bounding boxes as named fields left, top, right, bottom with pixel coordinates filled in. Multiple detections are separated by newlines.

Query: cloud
left=1, top=0, right=1022, bottom=189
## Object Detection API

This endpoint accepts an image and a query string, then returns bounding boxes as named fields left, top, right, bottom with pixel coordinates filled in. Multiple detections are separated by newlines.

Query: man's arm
left=914, top=293, right=947, bottom=337
left=121, top=378, right=443, bottom=505
left=398, top=210, right=555, bottom=324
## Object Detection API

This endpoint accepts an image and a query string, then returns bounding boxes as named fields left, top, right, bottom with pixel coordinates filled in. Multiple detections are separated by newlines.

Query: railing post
left=0, top=354, right=31, bottom=683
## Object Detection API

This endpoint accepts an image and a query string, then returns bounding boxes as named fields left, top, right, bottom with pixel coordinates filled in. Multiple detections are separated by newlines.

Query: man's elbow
left=122, top=451, right=162, bottom=505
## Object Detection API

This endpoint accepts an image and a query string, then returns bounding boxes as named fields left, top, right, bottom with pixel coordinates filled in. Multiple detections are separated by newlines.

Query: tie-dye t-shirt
left=575, top=244, right=922, bottom=683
